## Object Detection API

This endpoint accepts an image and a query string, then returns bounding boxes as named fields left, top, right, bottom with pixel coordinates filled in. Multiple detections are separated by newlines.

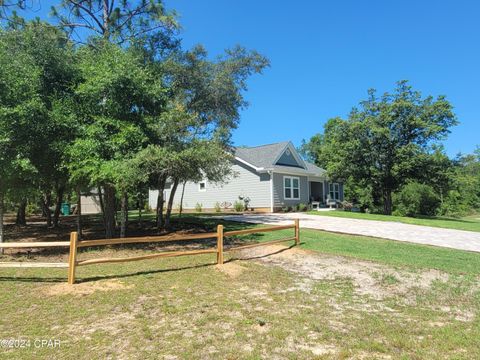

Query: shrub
left=195, top=203, right=203, bottom=213
left=281, top=206, right=291, bottom=213
left=26, top=203, right=40, bottom=216
left=234, top=201, right=244, bottom=212
left=439, top=190, right=475, bottom=218
left=393, top=182, right=440, bottom=217
left=341, top=201, right=353, bottom=211
left=214, top=202, right=221, bottom=213
left=297, top=203, right=308, bottom=212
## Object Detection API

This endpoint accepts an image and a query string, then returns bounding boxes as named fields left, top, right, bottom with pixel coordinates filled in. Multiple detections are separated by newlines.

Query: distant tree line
left=0, top=0, right=269, bottom=247
left=301, top=81, right=480, bottom=217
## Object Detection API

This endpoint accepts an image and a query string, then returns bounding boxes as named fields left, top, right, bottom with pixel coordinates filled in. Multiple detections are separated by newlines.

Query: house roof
left=234, top=141, right=327, bottom=178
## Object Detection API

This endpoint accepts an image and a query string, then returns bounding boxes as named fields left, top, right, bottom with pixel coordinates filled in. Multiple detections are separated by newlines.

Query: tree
left=0, top=26, right=44, bottom=248
left=140, top=45, right=269, bottom=231
left=1, top=0, right=178, bottom=45
left=67, top=42, right=167, bottom=238
left=305, top=81, right=457, bottom=215
left=0, top=22, right=78, bottom=228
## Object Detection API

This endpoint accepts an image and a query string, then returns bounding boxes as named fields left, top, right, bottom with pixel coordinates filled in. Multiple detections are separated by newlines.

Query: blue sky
left=17, top=0, right=480, bottom=156
left=171, top=0, right=479, bottom=156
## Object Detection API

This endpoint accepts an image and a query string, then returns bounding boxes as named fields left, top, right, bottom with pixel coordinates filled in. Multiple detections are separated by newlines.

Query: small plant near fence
left=234, top=201, right=244, bottom=212
left=214, top=202, right=222, bottom=213
left=0, top=220, right=300, bottom=284
left=195, top=203, right=203, bottom=213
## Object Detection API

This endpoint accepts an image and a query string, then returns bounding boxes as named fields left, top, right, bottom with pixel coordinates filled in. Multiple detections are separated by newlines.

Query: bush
left=195, top=203, right=203, bottom=213
left=297, top=203, right=308, bottom=212
left=233, top=201, right=244, bottom=212
left=26, top=203, right=40, bottom=216
left=214, top=202, right=221, bottom=213
left=393, top=182, right=440, bottom=217
left=341, top=201, right=353, bottom=211
left=440, top=190, right=476, bottom=218
left=281, top=206, right=291, bottom=213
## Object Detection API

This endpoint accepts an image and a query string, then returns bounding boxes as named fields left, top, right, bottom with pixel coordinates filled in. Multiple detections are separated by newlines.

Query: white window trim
left=283, top=176, right=300, bottom=200
left=329, top=182, right=340, bottom=200
left=198, top=180, right=207, bottom=192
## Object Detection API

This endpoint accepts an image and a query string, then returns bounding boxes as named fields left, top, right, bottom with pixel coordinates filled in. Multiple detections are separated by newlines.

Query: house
left=148, top=141, right=344, bottom=212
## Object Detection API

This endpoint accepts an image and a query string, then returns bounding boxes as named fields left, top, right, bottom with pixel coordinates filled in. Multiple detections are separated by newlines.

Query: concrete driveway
left=216, top=213, right=480, bottom=253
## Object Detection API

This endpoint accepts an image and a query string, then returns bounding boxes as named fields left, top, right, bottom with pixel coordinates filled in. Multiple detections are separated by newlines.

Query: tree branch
left=63, top=0, right=105, bottom=33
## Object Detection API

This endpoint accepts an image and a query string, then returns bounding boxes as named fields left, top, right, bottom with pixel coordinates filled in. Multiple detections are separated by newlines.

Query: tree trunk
left=103, top=184, right=116, bottom=239
left=156, top=175, right=167, bottom=231
left=383, top=188, right=393, bottom=215
left=41, top=191, right=52, bottom=227
left=53, top=185, right=64, bottom=228
left=120, top=191, right=128, bottom=238
left=138, top=196, right=143, bottom=230
left=98, top=186, right=106, bottom=229
left=16, top=198, right=27, bottom=226
left=164, top=178, right=179, bottom=230
left=0, top=192, right=4, bottom=255
left=76, top=187, right=83, bottom=240
left=103, top=0, right=109, bottom=37
left=179, top=180, right=187, bottom=218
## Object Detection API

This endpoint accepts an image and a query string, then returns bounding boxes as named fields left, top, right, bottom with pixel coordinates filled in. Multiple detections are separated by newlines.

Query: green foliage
left=194, top=203, right=203, bottom=213
left=67, top=42, right=167, bottom=190
left=297, top=203, right=308, bottom=212
left=214, top=202, right=221, bottom=213
left=26, top=202, right=40, bottom=216
left=233, top=201, right=244, bottom=212
left=393, top=182, right=440, bottom=217
left=439, top=151, right=480, bottom=217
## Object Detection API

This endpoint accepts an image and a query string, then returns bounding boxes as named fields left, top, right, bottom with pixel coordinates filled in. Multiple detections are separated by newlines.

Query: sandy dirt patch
left=236, top=245, right=449, bottom=300
left=215, top=262, right=246, bottom=278
left=42, top=279, right=134, bottom=296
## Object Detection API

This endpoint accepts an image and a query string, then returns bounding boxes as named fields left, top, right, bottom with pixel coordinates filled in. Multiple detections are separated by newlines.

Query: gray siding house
left=148, top=141, right=343, bottom=212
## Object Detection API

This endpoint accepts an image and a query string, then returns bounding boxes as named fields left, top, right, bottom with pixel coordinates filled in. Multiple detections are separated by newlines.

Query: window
left=198, top=181, right=206, bottom=192
left=329, top=183, right=340, bottom=200
left=284, top=176, right=300, bottom=200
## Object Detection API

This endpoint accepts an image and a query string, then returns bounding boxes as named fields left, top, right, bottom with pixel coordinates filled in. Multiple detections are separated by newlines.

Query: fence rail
left=0, top=219, right=300, bottom=284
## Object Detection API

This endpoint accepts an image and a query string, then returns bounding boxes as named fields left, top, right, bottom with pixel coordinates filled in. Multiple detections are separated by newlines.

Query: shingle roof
left=235, top=141, right=290, bottom=169
left=305, top=162, right=327, bottom=177
left=234, top=141, right=327, bottom=177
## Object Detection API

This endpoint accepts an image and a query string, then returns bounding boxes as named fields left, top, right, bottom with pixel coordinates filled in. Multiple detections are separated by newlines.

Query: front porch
left=309, top=180, right=343, bottom=209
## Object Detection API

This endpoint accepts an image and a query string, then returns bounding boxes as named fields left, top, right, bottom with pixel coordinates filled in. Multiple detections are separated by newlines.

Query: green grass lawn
left=187, top=216, right=480, bottom=276
left=306, top=210, right=480, bottom=232
left=1, top=216, right=479, bottom=359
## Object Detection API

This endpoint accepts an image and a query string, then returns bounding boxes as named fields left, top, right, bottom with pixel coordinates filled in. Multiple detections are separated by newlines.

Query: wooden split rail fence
left=0, top=220, right=300, bottom=284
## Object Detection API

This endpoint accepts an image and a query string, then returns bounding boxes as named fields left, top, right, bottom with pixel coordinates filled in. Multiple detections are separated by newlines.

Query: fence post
left=217, top=224, right=224, bottom=265
left=294, top=219, right=300, bottom=246
left=67, top=232, right=78, bottom=285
